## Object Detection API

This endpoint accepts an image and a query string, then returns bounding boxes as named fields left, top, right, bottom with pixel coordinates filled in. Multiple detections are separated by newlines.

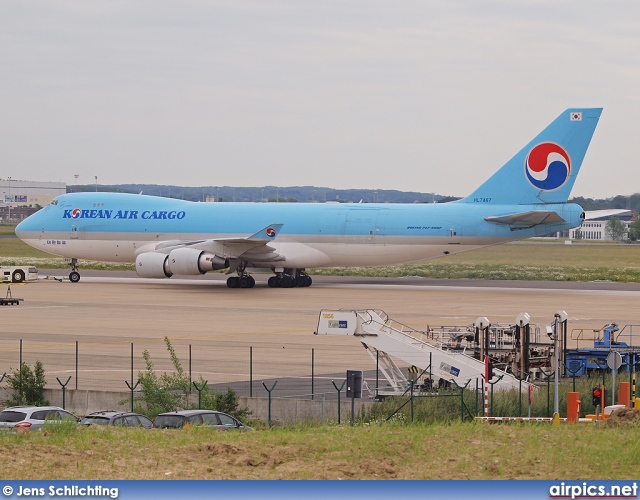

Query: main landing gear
left=226, top=274, right=256, bottom=289
left=267, top=269, right=312, bottom=288
left=68, top=258, right=81, bottom=283
left=225, top=265, right=312, bottom=289
left=226, top=262, right=256, bottom=288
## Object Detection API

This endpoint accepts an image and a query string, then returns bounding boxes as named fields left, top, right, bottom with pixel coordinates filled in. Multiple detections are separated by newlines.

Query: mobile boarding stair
left=316, top=309, right=531, bottom=396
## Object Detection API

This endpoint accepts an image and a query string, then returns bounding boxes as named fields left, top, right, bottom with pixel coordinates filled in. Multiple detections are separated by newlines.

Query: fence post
left=125, top=342, right=138, bottom=412
left=451, top=378, right=471, bottom=422
left=429, top=352, right=433, bottom=392
left=376, top=351, right=379, bottom=399
left=487, top=375, right=504, bottom=416
left=410, top=379, right=415, bottom=423
left=262, top=380, right=277, bottom=427
left=332, top=380, right=346, bottom=424
left=566, top=362, right=584, bottom=393
left=56, top=376, right=72, bottom=409
left=192, top=380, right=208, bottom=409
left=539, top=369, right=554, bottom=418
left=249, top=346, right=253, bottom=398
left=512, top=373, right=528, bottom=417
left=475, top=378, right=479, bottom=416
left=19, top=339, right=23, bottom=400
left=189, top=344, right=192, bottom=394
left=311, top=348, right=315, bottom=401
left=75, top=341, right=79, bottom=390
left=130, top=342, right=134, bottom=396
left=124, top=379, right=140, bottom=412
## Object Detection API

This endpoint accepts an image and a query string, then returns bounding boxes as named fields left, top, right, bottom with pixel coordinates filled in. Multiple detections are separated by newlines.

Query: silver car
left=80, top=411, right=154, bottom=429
left=0, top=406, right=79, bottom=430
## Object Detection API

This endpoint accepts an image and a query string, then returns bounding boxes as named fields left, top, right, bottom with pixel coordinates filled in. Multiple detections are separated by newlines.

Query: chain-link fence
left=0, top=336, right=395, bottom=400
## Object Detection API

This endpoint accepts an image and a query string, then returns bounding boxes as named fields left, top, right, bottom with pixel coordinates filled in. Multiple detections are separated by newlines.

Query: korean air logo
left=266, top=227, right=276, bottom=238
left=525, top=142, right=571, bottom=191
left=71, top=208, right=82, bottom=219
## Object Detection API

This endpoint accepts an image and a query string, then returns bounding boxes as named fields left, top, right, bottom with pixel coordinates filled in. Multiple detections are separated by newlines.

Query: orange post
left=618, top=382, right=630, bottom=408
left=567, top=392, right=581, bottom=423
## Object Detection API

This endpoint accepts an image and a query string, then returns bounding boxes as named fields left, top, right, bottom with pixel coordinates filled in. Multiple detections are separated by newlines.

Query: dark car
left=80, top=411, right=154, bottom=429
left=153, top=410, right=251, bottom=431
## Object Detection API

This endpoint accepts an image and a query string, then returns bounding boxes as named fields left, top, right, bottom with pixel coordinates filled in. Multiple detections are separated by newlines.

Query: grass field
left=2, top=224, right=640, bottom=281
left=0, top=420, right=638, bottom=480
left=312, top=242, right=640, bottom=282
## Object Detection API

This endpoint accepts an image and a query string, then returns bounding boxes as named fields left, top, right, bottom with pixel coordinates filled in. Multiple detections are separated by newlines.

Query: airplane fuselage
left=14, top=108, right=602, bottom=288
left=16, top=192, right=584, bottom=268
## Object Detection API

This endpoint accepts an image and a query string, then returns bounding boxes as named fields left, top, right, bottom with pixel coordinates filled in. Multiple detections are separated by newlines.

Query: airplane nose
left=14, top=220, right=24, bottom=238
left=15, top=218, right=35, bottom=239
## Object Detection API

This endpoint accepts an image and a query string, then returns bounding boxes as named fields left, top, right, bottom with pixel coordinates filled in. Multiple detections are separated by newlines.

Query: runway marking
left=53, top=275, right=640, bottom=296
left=7, top=305, right=69, bottom=309
left=314, top=283, right=640, bottom=297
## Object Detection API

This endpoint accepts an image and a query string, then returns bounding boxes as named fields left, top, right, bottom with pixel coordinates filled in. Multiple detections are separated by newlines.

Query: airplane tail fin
left=458, top=108, right=602, bottom=205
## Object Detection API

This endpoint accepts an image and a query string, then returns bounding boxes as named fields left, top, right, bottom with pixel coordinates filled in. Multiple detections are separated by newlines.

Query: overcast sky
left=1, top=1, right=639, bottom=198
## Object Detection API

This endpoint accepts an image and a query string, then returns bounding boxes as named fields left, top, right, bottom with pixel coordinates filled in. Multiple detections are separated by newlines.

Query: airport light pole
left=553, top=315, right=559, bottom=416
left=7, top=177, right=11, bottom=222
left=94, top=176, right=98, bottom=192
left=550, top=310, right=567, bottom=418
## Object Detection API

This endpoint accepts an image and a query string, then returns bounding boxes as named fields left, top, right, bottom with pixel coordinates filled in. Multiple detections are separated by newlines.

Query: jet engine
left=167, top=247, right=227, bottom=275
left=136, top=252, right=173, bottom=278
left=136, top=249, right=227, bottom=279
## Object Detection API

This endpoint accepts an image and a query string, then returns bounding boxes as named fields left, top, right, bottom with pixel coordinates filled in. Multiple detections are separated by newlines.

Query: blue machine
left=565, top=323, right=640, bottom=376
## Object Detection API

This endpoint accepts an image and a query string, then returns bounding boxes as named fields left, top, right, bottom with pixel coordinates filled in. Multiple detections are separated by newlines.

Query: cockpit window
left=50, top=200, right=58, bottom=206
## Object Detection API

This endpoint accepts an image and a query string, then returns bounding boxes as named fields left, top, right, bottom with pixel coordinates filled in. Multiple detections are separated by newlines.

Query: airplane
left=16, top=108, right=602, bottom=289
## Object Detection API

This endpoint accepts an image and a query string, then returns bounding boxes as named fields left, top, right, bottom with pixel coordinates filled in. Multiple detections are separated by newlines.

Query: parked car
left=79, top=411, right=154, bottom=429
left=0, top=406, right=79, bottom=430
left=153, top=410, right=251, bottom=431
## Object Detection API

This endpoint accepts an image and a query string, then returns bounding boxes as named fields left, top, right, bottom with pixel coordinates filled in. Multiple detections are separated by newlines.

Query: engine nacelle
left=167, top=247, right=227, bottom=275
left=136, top=252, right=172, bottom=279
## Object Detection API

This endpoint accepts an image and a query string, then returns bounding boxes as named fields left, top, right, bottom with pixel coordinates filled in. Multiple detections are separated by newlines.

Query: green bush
left=133, top=337, right=191, bottom=419
left=4, top=361, right=49, bottom=407
left=133, top=337, right=251, bottom=422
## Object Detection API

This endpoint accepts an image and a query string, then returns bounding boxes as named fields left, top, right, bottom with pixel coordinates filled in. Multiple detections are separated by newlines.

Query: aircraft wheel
left=239, top=276, right=251, bottom=288
left=268, top=276, right=280, bottom=288
left=69, top=271, right=81, bottom=283
left=305, top=275, right=312, bottom=287
left=281, top=275, right=294, bottom=288
left=296, top=276, right=307, bottom=287
left=12, top=270, right=25, bottom=283
left=248, top=276, right=256, bottom=288
left=227, top=276, right=240, bottom=288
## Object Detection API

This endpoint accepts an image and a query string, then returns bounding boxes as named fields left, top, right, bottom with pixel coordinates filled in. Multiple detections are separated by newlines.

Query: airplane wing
left=484, top=211, right=566, bottom=226
left=583, top=209, right=632, bottom=220
left=205, top=223, right=286, bottom=271
left=146, top=223, right=285, bottom=261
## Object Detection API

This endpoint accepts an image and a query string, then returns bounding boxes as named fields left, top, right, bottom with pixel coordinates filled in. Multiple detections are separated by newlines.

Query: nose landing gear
left=67, top=258, right=81, bottom=283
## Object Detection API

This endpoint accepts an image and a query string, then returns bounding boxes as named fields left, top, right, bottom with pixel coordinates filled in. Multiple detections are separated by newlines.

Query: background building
left=0, top=179, right=66, bottom=222
left=554, top=209, right=634, bottom=241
